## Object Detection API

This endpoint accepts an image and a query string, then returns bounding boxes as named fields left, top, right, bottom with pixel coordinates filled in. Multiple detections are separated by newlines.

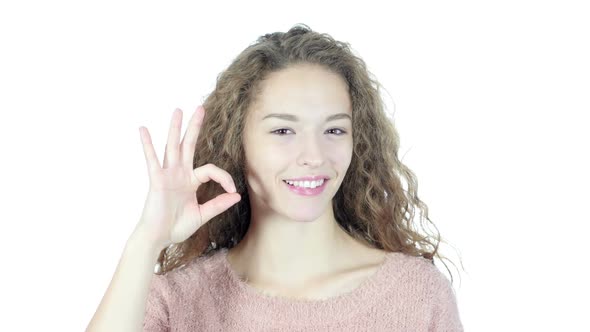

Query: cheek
left=244, top=142, right=283, bottom=180
left=332, top=143, right=353, bottom=164
left=245, top=134, right=273, bottom=160
left=249, top=143, right=282, bottom=163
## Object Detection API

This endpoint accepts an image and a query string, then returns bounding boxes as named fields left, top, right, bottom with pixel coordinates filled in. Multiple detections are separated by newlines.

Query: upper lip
left=283, top=175, right=330, bottom=182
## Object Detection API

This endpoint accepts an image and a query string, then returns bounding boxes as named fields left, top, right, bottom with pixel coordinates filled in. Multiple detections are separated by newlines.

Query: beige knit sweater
left=143, top=248, right=464, bottom=331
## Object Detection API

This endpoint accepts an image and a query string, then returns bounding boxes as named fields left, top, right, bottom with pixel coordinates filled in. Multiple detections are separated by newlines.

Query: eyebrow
left=262, top=113, right=352, bottom=122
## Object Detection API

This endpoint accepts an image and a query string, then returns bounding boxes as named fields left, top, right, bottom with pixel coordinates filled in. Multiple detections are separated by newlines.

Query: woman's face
left=242, top=63, right=353, bottom=222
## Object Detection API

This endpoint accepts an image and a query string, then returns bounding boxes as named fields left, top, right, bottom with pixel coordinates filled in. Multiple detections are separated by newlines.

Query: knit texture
left=143, top=248, right=463, bottom=331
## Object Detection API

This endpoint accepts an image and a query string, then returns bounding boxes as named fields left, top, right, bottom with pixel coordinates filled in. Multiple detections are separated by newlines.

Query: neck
left=227, top=214, right=364, bottom=287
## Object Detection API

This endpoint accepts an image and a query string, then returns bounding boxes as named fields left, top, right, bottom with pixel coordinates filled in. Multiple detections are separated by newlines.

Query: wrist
left=126, top=227, right=165, bottom=260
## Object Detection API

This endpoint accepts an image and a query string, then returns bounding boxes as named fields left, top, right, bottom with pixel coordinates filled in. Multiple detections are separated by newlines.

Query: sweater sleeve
left=143, top=273, right=170, bottom=332
left=428, top=269, right=464, bottom=332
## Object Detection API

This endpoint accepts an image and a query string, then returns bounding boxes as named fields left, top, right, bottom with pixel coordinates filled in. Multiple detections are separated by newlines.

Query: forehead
left=249, top=64, right=352, bottom=120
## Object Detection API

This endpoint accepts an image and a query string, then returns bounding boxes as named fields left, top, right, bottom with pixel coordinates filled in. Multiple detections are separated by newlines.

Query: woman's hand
left=134, top=106, right=241, bottom=251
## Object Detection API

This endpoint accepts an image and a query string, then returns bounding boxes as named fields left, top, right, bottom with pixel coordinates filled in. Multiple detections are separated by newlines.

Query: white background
left=1, top=1, right=588, bottom=331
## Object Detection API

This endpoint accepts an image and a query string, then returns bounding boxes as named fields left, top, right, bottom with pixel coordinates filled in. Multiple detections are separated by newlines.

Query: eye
left=270, top=128, right=348, bottom=136
left=271, top=128, right=293, bottom=136
left=327, top=128, right=347, bottom=135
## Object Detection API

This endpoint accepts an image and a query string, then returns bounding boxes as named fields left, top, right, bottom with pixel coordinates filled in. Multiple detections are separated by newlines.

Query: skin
left=227, top=63, right=387, bottom=296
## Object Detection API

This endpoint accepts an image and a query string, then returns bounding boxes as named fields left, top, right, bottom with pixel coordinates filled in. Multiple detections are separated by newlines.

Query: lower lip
left=283, top=180, right=329, bottom=196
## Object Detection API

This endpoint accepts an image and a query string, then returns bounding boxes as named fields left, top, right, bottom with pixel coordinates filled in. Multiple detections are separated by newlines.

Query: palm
left=141, top=167, right=202, bottom=244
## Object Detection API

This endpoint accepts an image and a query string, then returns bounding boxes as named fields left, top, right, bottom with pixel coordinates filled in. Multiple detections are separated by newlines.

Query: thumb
left=198, top=192, right=241, bottom=223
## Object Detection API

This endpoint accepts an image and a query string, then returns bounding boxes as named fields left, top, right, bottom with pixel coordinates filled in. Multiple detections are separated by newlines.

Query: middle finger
left=181, top=105, right=205, bottom=168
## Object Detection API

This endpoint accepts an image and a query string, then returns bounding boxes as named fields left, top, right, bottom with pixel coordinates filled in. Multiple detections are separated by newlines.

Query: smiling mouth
left=282, top=179, right=329, bottom=188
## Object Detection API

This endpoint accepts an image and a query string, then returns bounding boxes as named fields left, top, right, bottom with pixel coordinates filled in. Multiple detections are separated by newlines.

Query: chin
left=282, top=206, right=328, bottom=223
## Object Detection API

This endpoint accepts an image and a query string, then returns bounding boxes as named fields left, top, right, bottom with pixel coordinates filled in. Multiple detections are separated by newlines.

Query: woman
left=87, top=23, right=464, bottom=331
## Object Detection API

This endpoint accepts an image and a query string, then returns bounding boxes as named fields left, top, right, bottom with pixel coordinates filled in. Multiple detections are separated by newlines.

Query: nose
left=296, top=134, right=325, bottom=167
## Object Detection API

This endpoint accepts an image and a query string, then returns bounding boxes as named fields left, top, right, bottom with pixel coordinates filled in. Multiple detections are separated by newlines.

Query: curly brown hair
left=155, top=23, right=464, bottom=286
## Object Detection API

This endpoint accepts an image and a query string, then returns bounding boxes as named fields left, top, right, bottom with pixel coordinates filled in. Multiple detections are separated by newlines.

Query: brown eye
left=271, top=128, right=292, bottom=135
left=327, top=128, right=347, bottom=135
left=271, top=128, right=347, bottom=136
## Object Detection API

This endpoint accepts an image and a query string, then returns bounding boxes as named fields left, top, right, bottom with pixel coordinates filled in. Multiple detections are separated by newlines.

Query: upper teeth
left=285, top=179, right=325, bottom=188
